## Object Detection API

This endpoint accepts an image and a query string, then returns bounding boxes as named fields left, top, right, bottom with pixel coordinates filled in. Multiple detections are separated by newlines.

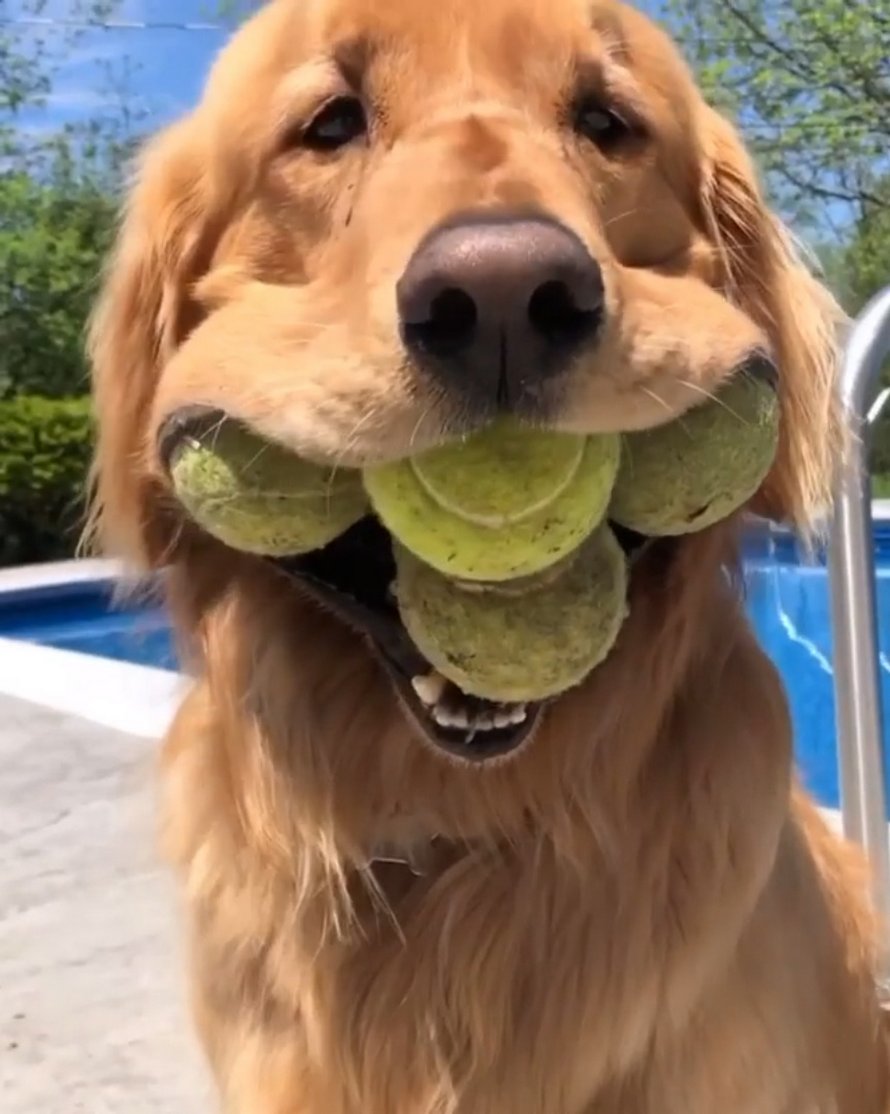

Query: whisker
left=408, top=403, right=438, bottom=451
left=204, top=414, right=229, bottom=452
left=637, top=384, right=674, bottom=417
left=677, top=377, right=751, bottom=426
left=329, top=406, right=382, bottom=478
left=601, top=206, right=640, bottom=231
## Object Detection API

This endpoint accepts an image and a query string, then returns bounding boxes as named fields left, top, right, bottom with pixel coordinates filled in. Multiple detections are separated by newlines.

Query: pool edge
left=0, top=636, right=184, bottom=739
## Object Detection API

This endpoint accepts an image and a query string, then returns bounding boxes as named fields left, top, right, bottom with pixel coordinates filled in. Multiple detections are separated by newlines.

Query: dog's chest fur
left=188, top=817, right=820, bottom=1114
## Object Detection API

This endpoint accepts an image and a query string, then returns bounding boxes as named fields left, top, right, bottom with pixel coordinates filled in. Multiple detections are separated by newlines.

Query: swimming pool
left=2, top=528, right=889, bottom=813
left=743, top=527, right=881, bottom=813
left=0, top=576, right=178, bottom=672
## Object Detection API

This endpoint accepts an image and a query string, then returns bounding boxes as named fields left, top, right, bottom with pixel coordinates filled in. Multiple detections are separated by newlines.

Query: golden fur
left=87, top=0, right=889, bottom=1110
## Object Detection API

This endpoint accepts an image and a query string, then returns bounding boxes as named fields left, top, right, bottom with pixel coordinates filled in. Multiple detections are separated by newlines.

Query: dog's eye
left=303, top=96, right=367, bottom=151
left=574, top=98, right=635, bottom=153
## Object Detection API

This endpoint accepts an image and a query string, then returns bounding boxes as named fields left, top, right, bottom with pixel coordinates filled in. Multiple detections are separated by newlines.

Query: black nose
left=397, top=215, right=604, bottom=411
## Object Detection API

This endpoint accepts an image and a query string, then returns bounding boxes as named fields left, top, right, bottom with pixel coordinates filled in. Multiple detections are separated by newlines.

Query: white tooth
left=472, top=713, right=495, bottom=732
left=432, top=704, right=469, bottom=729
left=510, top=705, right=528, bottom=724
left=412, top=671, right=447, bottom=706
left=493, top=711, right=512, bottom=728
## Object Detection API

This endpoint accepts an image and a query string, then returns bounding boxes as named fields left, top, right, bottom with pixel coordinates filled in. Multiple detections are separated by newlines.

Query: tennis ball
left=363, top=420, right=620, bottom=582
left=609, top=373, right=779, bottom=536
left=169, top=421, right=367, bottom=556
left=395, top=527, right=628, bottom=703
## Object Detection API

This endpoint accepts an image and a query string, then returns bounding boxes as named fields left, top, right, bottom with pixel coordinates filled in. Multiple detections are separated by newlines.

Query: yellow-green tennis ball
left=364, top=420, right=620, bottom=582
left=394, top=528, right=628, bottom=703
left=609, top=374, right=779, bottom=536
left=169, top=421, right=367, bottom=556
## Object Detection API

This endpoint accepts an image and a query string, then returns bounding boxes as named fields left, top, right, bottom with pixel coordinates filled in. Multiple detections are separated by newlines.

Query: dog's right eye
left=302, top=96, right=367, bottom=151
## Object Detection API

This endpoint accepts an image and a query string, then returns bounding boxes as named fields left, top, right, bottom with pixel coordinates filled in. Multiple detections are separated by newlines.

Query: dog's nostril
left=403, top=287, right=478, bottom=359
left=528, top=280, right=601, bottom=350
left=431, top=288, right=478, bottom=348
left=397, top=216, right=607, bottom=413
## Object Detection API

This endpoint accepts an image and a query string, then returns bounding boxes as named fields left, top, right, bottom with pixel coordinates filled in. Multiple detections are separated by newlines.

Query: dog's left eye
left=573, top=98, right=634, bottom=152
left=303, top=96, right=367, bottom=151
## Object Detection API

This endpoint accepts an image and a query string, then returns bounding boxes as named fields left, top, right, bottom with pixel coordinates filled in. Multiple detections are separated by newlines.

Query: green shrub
left=0, top=172, right=116, bottom=399
left=0, top=395, right=93, bottom=567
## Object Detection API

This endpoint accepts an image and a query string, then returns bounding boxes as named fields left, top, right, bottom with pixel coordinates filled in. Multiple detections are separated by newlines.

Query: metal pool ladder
left=828, top=284, right=890, bottom=985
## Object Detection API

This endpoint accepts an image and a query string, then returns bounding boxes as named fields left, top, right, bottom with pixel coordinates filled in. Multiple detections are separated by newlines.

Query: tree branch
left=773, top=162, right=889, bottom=210
left=713, top=0, right=865, bottom=108
left=803, top=17, right=890, bottom=115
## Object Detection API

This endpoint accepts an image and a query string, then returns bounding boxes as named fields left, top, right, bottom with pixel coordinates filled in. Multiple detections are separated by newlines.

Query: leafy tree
left=664, top=0, right=889, bottom=234
left=0, top=168, right=116, bottom=398
left=843, top=180, right=890, bottom=313
left=0, top=0, right=120, bottom=163
left=0, top=0, right=144, bottom=561
left=0, top=0, right=140, bottom=399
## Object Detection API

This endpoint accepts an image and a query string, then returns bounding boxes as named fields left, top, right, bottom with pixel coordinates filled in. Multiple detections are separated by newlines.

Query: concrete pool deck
left=0, top=692, right=210, bottom=1113
left=0, top=560, right=201, bottom=1109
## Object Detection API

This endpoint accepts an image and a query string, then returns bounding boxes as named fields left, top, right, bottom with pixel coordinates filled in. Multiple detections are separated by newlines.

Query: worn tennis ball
left=364, top=420, right=620, bottom=582
left=395, top=527, right=628, bottom=703
left=169, top=421, right=367, bottom=556
left=609, top=373, right=779, bottom=536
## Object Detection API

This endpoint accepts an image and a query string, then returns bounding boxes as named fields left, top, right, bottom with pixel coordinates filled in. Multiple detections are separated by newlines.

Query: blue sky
left=6, top=0, right=668, bottom=140
left=7, top=0, right=237, bottom=139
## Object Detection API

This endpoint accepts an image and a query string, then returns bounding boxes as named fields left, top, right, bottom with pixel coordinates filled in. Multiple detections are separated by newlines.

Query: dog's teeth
left=510, top=705, right=528, bottom=724
left=493, top=710, right=512, bottom=728
left=412, top=672, right=447, bottom=707
left=470, top=713, right=495, bottom=731
left=432, top=704, right=468, bottom=729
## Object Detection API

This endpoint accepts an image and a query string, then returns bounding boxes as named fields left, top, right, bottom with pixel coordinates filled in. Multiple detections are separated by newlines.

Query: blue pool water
left=0, top=578, right=179, bottom=673
left=3, top=527, right=890, bottom=813
left=744, top=536, right=875, bottom=813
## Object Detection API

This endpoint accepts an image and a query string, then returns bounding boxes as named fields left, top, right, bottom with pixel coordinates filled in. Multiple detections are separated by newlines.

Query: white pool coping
left=0, top=636, right=184, bottom=739
left=0, top=557, right=181, bottom=739
left=0, top=556, right=123, bottom=591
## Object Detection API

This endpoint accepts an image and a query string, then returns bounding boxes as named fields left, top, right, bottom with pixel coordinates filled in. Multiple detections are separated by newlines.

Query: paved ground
left=0, top=694, right=210, bottom=1113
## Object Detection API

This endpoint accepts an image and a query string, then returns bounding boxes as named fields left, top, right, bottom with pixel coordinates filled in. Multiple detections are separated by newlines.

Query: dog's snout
left=397, top=217, right=604, bottom=410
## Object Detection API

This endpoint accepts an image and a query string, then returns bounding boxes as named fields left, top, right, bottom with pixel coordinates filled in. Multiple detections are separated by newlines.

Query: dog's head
left=88, top=0, right=841, bottom=770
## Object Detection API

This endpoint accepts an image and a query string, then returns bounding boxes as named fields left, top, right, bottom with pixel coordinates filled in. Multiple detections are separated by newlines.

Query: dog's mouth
left=274, top=517, right=541, bottom=761
left=159, top=408, right=647, bottom=764
left=273, top=515, right=645, bottom=763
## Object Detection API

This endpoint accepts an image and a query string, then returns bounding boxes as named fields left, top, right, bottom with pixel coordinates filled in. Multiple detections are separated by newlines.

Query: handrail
left=828, top=284, right=890, bottom=983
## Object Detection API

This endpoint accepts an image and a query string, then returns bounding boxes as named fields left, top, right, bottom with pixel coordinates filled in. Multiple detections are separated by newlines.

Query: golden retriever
left=87, top=0, right=890, bottom=1110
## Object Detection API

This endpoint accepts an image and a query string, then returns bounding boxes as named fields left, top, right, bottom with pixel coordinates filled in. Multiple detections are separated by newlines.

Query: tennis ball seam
left=409, top=436, right=586, bottom=527
left=364, top=431, right=620, bottom=582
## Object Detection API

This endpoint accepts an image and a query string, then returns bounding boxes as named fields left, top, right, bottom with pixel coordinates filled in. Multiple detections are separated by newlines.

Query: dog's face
left=89, top=0, right=841, bottom=765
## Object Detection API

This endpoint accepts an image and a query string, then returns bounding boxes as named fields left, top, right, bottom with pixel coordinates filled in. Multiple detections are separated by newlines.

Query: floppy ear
left=87, top=118, right=217, bottom=567
left=698, top=108, right=845, bottom=535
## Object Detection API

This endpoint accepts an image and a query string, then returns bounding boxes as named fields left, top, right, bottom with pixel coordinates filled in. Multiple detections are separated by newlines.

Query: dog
left=87, top=0, right=890, bottom=1110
